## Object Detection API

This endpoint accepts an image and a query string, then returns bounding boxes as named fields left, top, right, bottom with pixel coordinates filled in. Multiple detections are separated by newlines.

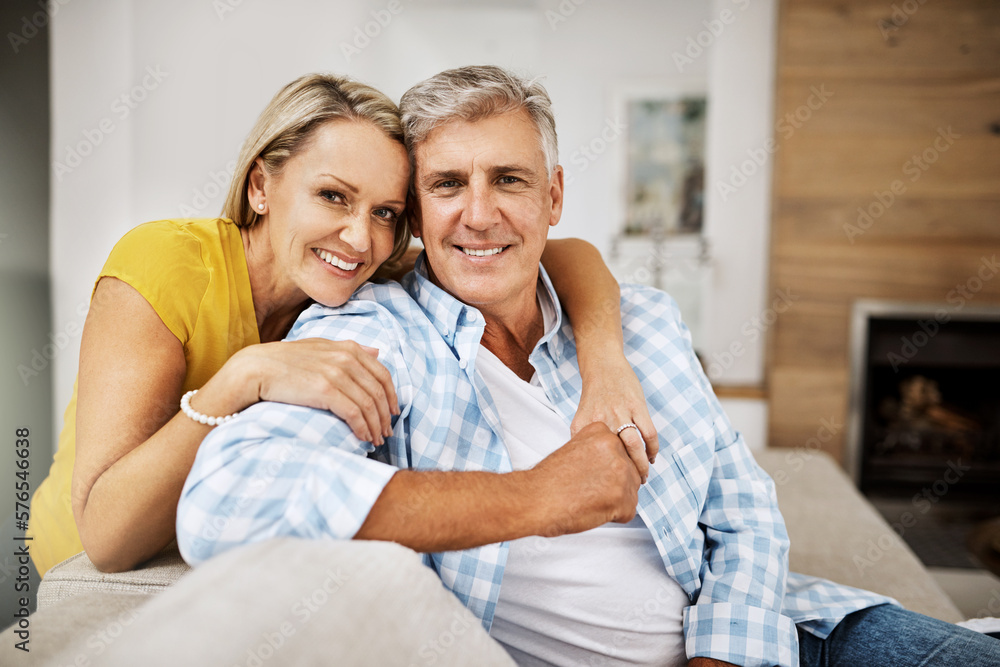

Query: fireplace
left=847, top=301, right=1000, bottom=498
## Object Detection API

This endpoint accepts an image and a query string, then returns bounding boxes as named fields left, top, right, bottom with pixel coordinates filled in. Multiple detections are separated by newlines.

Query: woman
left=28, top=73, right=657, bottom=576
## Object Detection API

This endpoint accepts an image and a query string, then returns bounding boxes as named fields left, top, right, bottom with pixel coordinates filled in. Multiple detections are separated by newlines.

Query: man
left=177, top=66, right=999, bottom=666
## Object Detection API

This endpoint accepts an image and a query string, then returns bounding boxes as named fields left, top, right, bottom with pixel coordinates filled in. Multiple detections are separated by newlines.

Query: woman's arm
left=541, top=238, right=659, bottom=478
left=73, top=278, right=398, bottom=572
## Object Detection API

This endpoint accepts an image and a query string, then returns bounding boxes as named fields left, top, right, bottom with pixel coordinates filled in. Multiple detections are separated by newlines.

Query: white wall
left=50, top=0, right=777, bottom=430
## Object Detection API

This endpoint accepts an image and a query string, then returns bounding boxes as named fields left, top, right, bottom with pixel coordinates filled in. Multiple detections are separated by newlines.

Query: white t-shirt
left=481, top=288, right=689, bottom=666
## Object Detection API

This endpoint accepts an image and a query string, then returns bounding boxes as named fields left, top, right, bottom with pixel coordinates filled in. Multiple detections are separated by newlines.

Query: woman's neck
left=241, top=223, right=311, bottom=343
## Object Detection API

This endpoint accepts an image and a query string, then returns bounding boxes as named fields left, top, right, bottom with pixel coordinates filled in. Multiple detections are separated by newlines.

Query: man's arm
left=178, top=408, right=640, bottom=563
left=681, top=337, right=796, bottom=667
left=620, top=286, right=795, bottom=667
left=355, top=422, right=640, bottom=551
left=177, top=298, right=641, bottom=563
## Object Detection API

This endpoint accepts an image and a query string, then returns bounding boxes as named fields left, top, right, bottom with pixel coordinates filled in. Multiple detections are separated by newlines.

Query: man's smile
left=457, top=245, right=509, bottom=257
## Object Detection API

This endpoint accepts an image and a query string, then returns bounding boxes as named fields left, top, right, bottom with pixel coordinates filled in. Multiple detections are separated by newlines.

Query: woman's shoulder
left=100, top=218, right=244, bottom=341
left=112, top=217, right=237, bottom=255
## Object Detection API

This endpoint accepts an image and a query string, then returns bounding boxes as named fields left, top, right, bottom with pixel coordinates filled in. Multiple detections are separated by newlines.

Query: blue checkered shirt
left=178, top=256, right=894, bottom=667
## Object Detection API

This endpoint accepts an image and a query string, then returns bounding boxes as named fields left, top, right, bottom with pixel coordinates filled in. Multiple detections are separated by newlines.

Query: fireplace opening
left=848, top=301, right=1000, bottom=569
left=852, top=307, right=1000, bottom=497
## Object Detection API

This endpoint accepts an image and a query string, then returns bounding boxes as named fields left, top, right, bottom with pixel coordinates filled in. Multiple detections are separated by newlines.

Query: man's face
left=411, top=110, right=563, bottom=318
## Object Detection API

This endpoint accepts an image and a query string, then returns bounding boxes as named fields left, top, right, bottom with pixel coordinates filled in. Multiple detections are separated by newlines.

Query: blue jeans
left=799, top=604, right=1000, bottom=667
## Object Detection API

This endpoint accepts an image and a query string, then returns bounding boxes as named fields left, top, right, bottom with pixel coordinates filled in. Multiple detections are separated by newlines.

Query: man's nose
left=462, top=181, right=501, bottom=230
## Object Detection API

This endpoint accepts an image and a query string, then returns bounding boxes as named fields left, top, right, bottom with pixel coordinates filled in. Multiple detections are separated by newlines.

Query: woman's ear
left=247, top=158, right=268, bottom=213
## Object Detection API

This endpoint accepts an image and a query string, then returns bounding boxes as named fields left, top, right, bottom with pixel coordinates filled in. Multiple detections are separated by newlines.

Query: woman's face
left=256, top=119, right=410, bottom=307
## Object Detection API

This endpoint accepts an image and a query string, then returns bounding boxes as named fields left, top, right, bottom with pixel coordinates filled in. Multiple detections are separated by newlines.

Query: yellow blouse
left=28, top=218, right=259, bottom=576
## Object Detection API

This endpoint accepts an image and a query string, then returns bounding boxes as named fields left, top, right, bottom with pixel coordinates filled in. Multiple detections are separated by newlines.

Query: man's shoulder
left=618, top=283, right=684, bottom=330
left=288, top=279, right=423, bottom=344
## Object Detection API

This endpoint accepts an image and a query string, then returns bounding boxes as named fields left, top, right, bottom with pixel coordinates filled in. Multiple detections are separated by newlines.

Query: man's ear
left=409, top=198, right=423, bottom=239
left=548, top=165, right=565, bottom=228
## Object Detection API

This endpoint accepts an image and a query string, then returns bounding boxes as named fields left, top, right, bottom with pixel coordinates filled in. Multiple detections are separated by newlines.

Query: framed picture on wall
left=619, top=89, right=707, bottom=238
left=608, top=83, right=710, bottom=347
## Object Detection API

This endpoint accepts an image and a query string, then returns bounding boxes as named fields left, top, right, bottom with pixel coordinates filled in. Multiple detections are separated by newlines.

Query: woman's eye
left=373, top=208, right=399, bottom=222
left=321, top=190, right=344, bottom=203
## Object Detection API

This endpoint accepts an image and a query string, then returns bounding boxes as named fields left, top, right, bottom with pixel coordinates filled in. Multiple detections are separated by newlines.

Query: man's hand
left=688, top=658, right=741, bottom=667
left=528, top=422, right=641, bottom=537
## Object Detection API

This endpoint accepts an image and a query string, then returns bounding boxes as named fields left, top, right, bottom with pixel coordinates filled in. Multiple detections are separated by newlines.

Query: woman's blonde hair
left=222, top=73, right=411, bottom=269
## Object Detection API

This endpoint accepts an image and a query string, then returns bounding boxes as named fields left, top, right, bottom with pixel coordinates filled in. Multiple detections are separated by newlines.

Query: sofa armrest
left=38, top=544, right=190, bottom=609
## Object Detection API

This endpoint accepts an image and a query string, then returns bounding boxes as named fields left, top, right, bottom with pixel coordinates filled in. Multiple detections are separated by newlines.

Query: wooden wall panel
left=781, top=1, right=1000, bottom=75
left=766, top=0, right=1000, bottom=469
left=773, top=198, right=1000, bottom=243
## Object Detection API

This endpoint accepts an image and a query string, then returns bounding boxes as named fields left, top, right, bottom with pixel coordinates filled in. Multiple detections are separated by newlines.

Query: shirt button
left=459, top=359, right=468, bottom=369
left=466, top=311, right=477, bottom=323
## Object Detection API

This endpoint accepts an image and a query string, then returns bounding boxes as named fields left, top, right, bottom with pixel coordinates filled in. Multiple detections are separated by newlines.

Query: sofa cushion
left=754, top=448, right=963, bottom=622
left=37, top=450, right=963, bottom=624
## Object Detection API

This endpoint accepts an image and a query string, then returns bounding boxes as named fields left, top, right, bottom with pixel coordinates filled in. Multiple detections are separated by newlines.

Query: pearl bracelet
left=180, top=389, right=241, bottom=427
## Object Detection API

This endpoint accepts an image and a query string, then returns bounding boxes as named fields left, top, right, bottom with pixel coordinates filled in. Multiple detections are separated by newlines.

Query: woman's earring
left=257, top=203, right=265, bottom=211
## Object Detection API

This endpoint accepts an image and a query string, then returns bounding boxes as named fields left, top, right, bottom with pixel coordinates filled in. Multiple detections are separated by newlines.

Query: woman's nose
left=340, top=212, right=371, bottom=253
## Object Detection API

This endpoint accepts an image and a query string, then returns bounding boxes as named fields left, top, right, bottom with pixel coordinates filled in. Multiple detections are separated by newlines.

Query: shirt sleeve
left=663, top=303, right=798, bottom=667
left=176, top=300, right=411, bottom=566
left=97, top=221, right=210, bottom=343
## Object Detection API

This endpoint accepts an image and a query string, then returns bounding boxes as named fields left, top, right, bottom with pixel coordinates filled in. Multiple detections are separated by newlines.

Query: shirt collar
left=407, top=252, right=565, bottom=361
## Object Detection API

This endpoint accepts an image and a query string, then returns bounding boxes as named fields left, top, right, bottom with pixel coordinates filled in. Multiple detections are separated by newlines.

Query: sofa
left=1, top=449, right=962, bottom=665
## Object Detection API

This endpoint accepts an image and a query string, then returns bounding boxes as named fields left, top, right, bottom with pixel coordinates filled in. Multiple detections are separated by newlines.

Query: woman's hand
left=572, top=349, right=659, bottom=484
left=208, top=338, right=399, bottom=446
left=74, top=278, right=398, bottom=573
left=540, top=238, right=659, bottom=482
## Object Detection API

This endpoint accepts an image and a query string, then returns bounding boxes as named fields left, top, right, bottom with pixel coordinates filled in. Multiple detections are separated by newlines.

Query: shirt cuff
left=684, top=602, right=798, bottom=667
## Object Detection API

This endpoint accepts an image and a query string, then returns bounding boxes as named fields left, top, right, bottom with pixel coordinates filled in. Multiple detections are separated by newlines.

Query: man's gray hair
left=399, top=65, right=559, bottom=174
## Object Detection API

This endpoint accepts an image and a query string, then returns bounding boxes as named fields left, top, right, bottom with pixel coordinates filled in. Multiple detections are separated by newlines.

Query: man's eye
left=499, top=176, right=521, bottom=185
left=438, top=180, right=460, bottom=189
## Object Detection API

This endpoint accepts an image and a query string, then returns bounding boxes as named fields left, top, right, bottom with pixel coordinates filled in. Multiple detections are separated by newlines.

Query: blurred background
left=1, top=0, right=998, bottom=625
